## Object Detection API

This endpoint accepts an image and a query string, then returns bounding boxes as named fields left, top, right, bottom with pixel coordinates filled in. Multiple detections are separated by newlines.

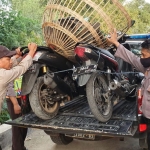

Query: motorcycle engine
left=109, top=79, right=136, bottom=97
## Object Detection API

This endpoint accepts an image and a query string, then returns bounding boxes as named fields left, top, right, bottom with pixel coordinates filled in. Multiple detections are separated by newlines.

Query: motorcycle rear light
left=74, top=46, right=90, bottom=61
left=75, top=46, right=85, bottom=57
left=138, top=89, right=143, bottom=114
left=139, top=124, right=147, bottom=132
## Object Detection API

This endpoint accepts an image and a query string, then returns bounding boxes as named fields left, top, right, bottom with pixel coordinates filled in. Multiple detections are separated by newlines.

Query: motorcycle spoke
left=93, top=74, right=111, bottom=116
left=45, top=99, right=48, bottom=110
left=94, top=79, right=99, bottom=88
left=95, top=77, right=102, bottom=88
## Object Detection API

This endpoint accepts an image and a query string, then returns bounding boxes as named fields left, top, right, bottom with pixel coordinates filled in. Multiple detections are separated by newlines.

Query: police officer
left=108, top=29, right=150, bottom=150
left=6, top=79, right=28, bottom=150
left=5, top=49, right=27, bottom=150
left=0, top=43, right=37, bottom=113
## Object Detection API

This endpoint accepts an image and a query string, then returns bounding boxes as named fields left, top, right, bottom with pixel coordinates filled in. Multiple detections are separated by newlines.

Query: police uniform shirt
left=0, top=55, right=33, bottom=112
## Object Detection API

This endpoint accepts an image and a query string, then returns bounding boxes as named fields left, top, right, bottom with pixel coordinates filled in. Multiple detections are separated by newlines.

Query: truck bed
left=5, top=96, right=138, bottom=137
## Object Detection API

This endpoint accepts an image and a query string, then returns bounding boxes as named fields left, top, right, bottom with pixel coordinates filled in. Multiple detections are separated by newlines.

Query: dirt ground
left=6, top=128, right=143, bottom=150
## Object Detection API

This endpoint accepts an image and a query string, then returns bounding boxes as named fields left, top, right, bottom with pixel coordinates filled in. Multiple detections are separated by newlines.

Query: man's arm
left=2, top=55, right=33, bottom=85
left=107, top=29, right=145, bottom=73
left=9, top=96, right=21, bottom=114
left=6, top=82, right=21, bottom=114
left=10, top=47, right=22, bottom=67
left=1, top=43, right=37, bottom=85
left=11, top=54, right=22, bottom=67
left=11, top=56, right=18, bottom=67
left=115, top=44, right=145, bottom=73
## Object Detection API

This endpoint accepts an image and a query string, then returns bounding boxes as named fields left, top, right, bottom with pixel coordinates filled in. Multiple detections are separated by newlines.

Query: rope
left=48, top=65, right=142, bottom=75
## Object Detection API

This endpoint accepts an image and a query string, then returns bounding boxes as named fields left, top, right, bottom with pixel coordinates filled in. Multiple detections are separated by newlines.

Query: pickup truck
left=5, top=34, right=150, bottom=150
left=5, top=91, right=147, bottom=149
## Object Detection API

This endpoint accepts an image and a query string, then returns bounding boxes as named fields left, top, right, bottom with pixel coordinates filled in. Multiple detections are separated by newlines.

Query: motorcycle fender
left=77, top=60, right=96, bottom=86
left=78, top=74, right=91, bottom=86
left=21, top=63, right=42, bottom=95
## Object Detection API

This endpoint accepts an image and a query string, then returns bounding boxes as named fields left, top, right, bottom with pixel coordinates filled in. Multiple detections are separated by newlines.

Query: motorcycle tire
left=86, top=71, right=113, bottom=122
left=29, top=76, right=59, bottom=120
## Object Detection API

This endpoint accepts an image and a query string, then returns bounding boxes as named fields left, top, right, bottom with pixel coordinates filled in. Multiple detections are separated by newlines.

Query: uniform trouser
left=6, top=98, right=27, bottom=150
left=147, top=121, right=150, bottom=150
left=141, top=116, right=150, bottom=150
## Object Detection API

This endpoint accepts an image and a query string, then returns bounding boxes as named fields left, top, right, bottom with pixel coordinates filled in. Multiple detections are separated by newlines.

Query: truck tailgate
left=5, top=96, right=138, bottom=136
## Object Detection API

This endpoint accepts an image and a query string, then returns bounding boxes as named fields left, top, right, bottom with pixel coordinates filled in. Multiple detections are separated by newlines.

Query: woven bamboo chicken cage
left=42, top=0, right=132, bottom=61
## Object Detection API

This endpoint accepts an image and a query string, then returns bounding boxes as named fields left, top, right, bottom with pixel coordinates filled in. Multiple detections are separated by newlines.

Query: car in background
left=125, top=33, right=150, bottom=56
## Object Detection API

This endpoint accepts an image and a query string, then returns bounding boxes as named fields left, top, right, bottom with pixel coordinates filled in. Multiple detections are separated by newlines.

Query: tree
left=124, top=0, right=150, bottom=34
left=11, top=0, right=46, bottom=23
left=0, top=9, right=43, bottom=49
left=0, top=0, right=43, bottom=49
left=8, top=0, right=150, bottom=40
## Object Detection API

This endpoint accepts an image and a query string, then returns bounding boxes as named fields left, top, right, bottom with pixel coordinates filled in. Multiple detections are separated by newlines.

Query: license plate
left=27, top=64, right=36, bottom=73
left=65, top=133, right=95, bottom=140
left=73, top=65, right=97, bottom=76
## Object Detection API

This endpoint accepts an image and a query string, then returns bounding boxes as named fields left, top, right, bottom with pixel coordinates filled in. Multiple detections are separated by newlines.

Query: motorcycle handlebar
left=20, top=46, right=54, bottom=56
left=20, top=46, right=28, bottom=52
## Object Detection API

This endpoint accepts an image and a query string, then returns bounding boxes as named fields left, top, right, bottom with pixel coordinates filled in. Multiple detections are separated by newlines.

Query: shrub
left=0, top=101, right=10, bottom=124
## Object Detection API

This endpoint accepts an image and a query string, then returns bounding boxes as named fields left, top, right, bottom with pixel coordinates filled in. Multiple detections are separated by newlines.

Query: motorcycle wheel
left=86, top=71, right=113, bottom=122
left=29, top=76, right=59, bottom=120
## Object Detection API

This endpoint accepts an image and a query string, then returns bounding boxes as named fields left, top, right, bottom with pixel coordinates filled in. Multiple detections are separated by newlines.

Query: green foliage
left=0, top=101, right=10, bottom=124
left=0, top=110, right=10, bottom=124
left=1, top=0, right=150, bottom=49
left=124, top=0, right=150, bottom=34
left=0, top=1, right=43, bottom=49
left=11, top=0, right=46, bottom=23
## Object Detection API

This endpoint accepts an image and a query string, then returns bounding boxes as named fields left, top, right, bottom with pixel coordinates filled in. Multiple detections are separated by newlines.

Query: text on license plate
left=65, top=133, right=95, bottom=140
left=73, top=65, right=97, bottom=76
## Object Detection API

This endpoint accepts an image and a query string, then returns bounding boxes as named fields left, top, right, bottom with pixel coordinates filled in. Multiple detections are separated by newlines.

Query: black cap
left=0, top=45, right=16, bottom=59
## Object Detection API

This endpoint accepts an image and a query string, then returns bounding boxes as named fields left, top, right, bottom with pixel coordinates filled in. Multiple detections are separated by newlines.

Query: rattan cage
left=42, top=0, right=132, bottom=61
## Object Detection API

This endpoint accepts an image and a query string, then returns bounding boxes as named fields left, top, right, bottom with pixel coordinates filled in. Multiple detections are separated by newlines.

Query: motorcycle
left=20, top=46, right=84, bottom=120
left=72, top=41, right=143, bottom=122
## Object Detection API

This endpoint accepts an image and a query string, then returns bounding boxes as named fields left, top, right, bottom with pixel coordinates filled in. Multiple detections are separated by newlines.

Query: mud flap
left=5, top=97, right=137, bottom=137
left=21, top=63, right=42, bottom=95
left=77, top=74, right=91, bottom=86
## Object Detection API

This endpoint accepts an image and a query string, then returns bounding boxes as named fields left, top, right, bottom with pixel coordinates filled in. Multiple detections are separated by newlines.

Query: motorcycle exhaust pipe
left=120, top=80, right=129, bottom=84
left=44, top=73, right=57, bottom=89
left=109, top=82, right=118, bottom=90
left=109, top=80, right=129, bottom=90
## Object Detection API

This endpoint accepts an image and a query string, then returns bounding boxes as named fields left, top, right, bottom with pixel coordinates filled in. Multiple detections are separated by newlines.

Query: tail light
left=21, top=95, right=27, bottom=101
left=137, top=88, right=147, bottom=133
left=21, top=95, right=27, bottom=106
left=137, top=88, right=143, bottom=114
left=74, top=46, right=90, bottom=61
left=139, top=124, right=147, bottom=132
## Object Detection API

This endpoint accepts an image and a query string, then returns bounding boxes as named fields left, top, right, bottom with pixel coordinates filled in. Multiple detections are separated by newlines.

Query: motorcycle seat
left=99, top=48, right=115, bottom=60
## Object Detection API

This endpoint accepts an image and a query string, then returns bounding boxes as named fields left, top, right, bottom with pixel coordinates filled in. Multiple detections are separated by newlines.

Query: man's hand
left=9, top=96, right=21, bottom=114
left=28, top=42, right=37, bottom=58
left=15, top=47, right=22, bottom=57
left=13, top=103, right=21, bottom=114
left=107, top=28, right=120, bottom=47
